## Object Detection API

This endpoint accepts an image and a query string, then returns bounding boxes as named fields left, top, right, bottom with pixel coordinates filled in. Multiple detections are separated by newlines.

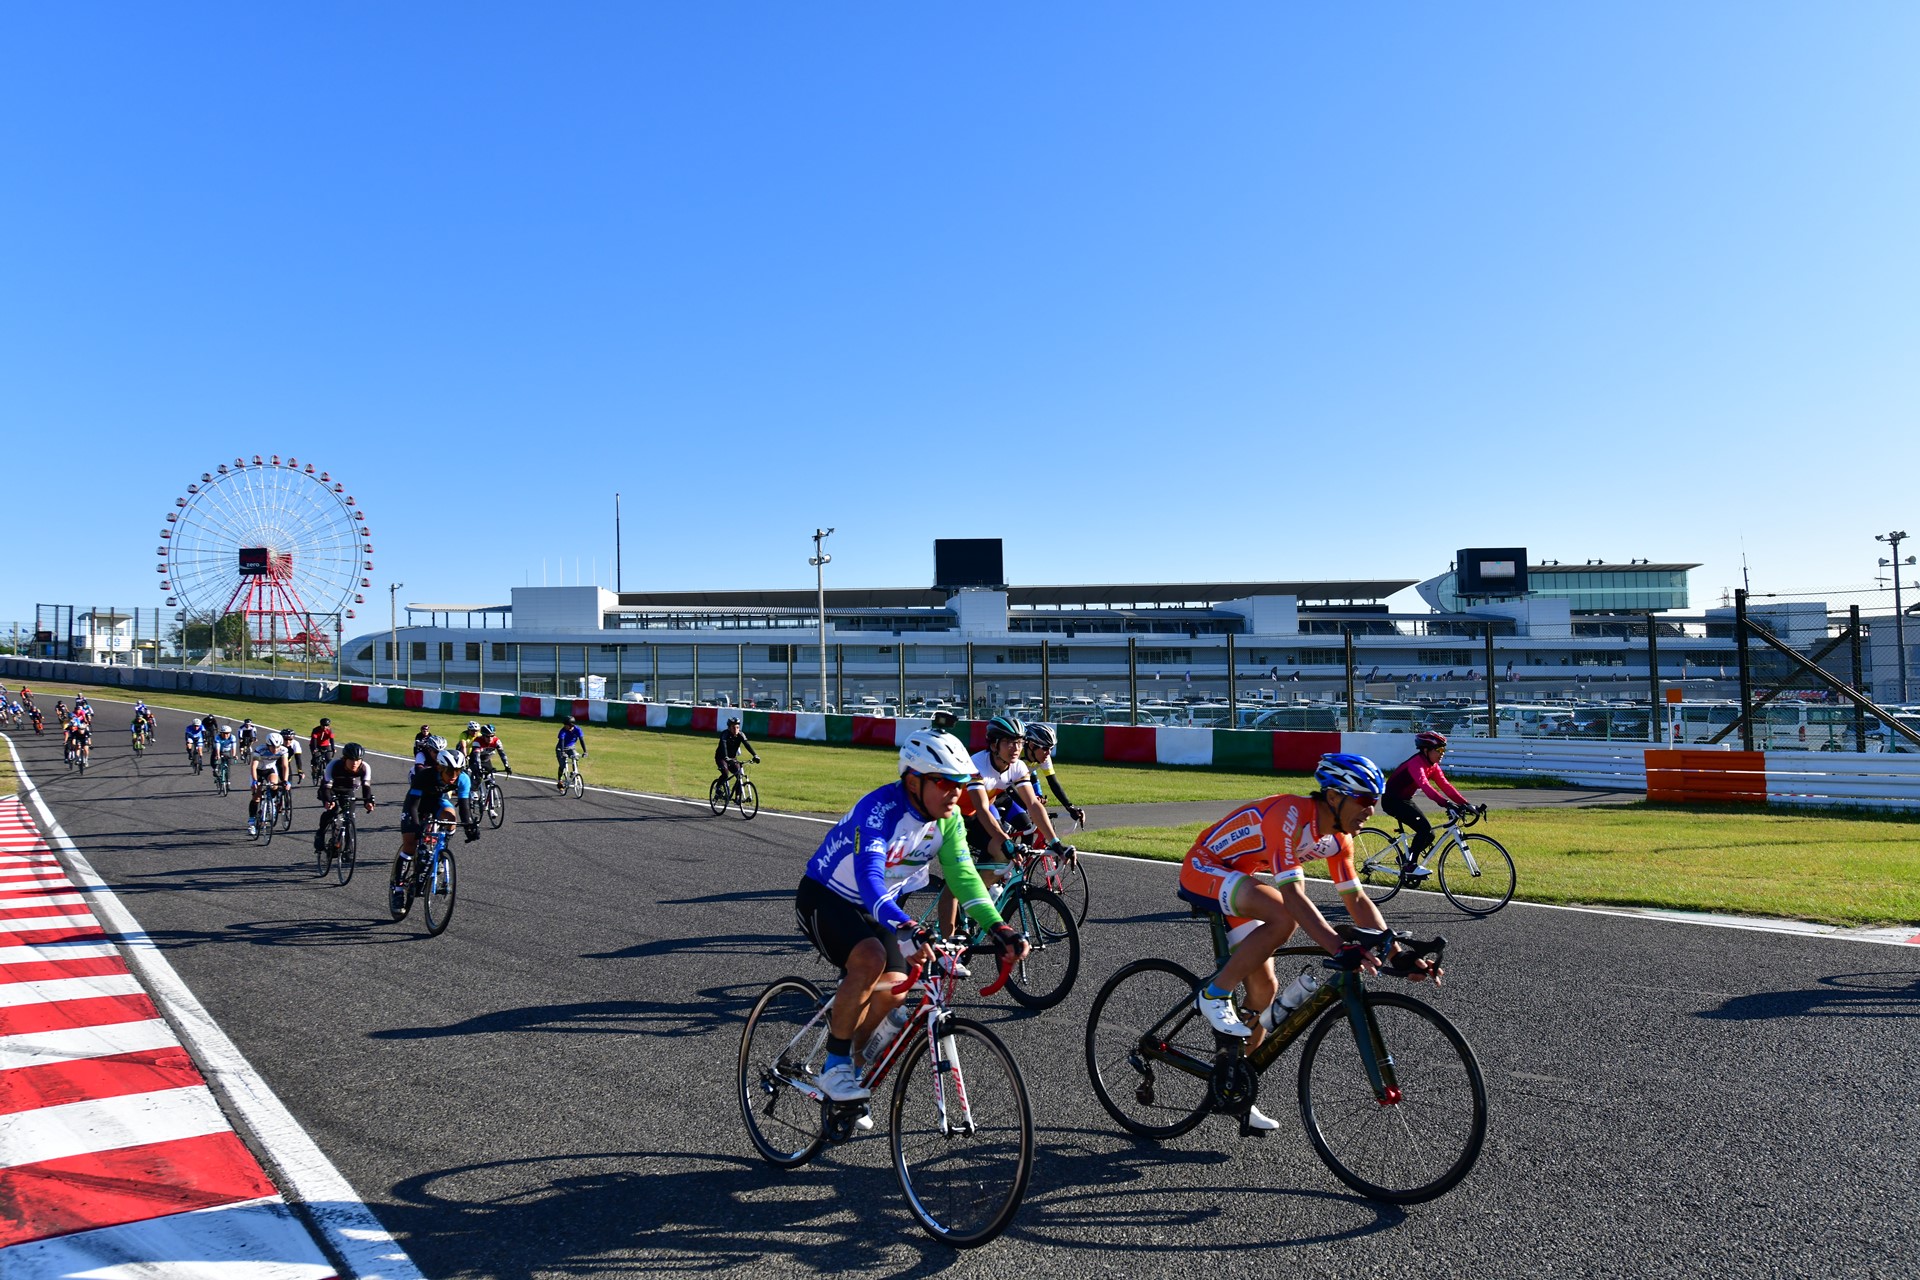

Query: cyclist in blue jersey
left=183, top=718, right=206, bottom=767
left=795, top=729, right=1031, bottom=1103
left=555, top=717, right=587, bottom=791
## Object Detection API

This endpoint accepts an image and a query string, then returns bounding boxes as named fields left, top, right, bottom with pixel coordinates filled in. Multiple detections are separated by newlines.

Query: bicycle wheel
left=280, top=791, right=295, bottom=831
left=314, top=821, right=333, bottom=878
left=1296, top=991, right=1488, bottom=1203
left=737, top=977, right=829, bottom=1168
left=568, top=768, right=585, bottom=799
left=708, top=776, right=728, bottom=816
left=890, top=1016, right=1033, bottom=1248
left=1439, top=835, right=1516, bottom=915
left=485, top=781, right=505, bottom=829
left=388, top=854, right=415, bottom=921
left=336, top=814, right=358, bottom=887
left=1351, top=827, right=1403, bottom=905
left=1084, top=958, right=1215, bottom=1140
left=1053, top=853, right=1090, bottom=925
left=1000, top=885, right=1079, bottom=1011
left=422, top=849, right=457, bottom=936
left=737, top=780, right=759, bottom=820
left=258, top=799, right=275, bottom=846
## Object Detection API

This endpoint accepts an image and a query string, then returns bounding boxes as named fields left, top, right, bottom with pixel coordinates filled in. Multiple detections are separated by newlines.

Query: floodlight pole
left=810, top=529, right=834, bottom=713
left=1878, top=531, right=1913, bottom=702
left=389, top=583, right=404, bottom=685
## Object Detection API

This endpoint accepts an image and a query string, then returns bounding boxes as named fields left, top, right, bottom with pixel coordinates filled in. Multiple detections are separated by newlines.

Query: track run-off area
left=6, top=695, right=1919, bottom=1278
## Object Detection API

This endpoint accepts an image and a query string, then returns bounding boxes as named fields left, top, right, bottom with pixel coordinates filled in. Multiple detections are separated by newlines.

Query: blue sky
left=4, top=3, right=1916, bottom=632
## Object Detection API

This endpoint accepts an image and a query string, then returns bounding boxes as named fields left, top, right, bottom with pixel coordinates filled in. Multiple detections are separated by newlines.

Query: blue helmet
left=1314, top=753, right=1386, bottom=799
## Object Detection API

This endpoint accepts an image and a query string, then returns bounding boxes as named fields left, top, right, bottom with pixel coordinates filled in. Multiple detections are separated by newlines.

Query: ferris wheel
left=158, top=456, right=372, bottom=656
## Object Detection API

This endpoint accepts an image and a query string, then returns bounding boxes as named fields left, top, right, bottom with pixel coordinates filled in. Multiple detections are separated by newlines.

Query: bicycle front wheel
left=708, top=777, right=728, bottom=816
left=1000, top=885, right=1079, bottom=1011
left=388, top=854, right=415, bottom=921
left=314, top=823, right=332, bottom=878
left=335, top=816, right=358, bottom=887
left=1053, top=853, right=1090, bottom=925
left=568, top=769, right=585, bottom=799
left=1351, top=827, right=1403, bottom=905
left=422, top=850, right=457, bottom=936
left=485, top=782, right=505, bottom=829
left=280, top=792, right=295, bottom=831
left=890, top=1015, right=1033, bottom=1248
left=1296, top=991, right=1488, bottom=1203
left=1439, top=835, right=1516, bottom=915
left=258, top=802, right=275, bottom=846
left=737, top=977, right=829, bottom=1168
left=1084, top=958, right=1214, bottom=1139
left=737, top=780, right=759, bottom=820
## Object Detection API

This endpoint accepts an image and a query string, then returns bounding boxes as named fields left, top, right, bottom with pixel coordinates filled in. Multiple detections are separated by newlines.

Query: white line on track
left=2, top=731, right=426, bottom=1280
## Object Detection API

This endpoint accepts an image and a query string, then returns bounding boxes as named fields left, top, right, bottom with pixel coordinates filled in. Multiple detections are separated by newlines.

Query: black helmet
left=343, top=742, right=364, bottom=761
left=319, top=717, right=331, bottom=727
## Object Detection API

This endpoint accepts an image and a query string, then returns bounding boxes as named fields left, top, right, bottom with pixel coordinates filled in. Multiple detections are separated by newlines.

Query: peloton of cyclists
left=64, top=715, right=91, bottom=766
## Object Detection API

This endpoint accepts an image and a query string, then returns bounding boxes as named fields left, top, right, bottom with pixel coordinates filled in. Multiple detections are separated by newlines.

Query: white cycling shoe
left=1194, top=991, right=1252, bottom=1038
left=811, top=1061, right=871, bottom=1103
left=1244, top=1105, right=1280, bottom=1132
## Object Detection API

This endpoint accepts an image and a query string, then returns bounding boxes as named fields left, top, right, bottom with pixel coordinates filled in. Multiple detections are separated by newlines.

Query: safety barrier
left=0, top=656, right=332, bottom=703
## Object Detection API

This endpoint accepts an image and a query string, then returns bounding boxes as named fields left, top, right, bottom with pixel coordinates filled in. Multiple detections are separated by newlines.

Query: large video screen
left=1456, top=547, right=1528, bottom=598
left=934, top=538, right=1005, bottom=590
left=238, top=547, right=271, bottom=576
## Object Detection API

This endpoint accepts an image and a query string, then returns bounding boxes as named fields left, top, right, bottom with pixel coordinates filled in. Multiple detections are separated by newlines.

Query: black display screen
left=934, top=538, right=1006, bottom=590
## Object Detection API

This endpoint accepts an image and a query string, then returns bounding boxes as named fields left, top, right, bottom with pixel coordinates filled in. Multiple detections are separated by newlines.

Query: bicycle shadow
left=367, top=980, right=771, bottom=1042
left=1012, top=1127, right=1406, bottom=1250
left=357, top=1148, right=983, bottom=1278
left=581, top=932, right=810, bottom=962
left=135, top=916, right=413, bottom=951
left=1698, top=969, right=1920, bottom=1022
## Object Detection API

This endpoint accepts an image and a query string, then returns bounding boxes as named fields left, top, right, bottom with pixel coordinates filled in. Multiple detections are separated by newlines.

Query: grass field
left=21, top=675, right=1920, bottom=926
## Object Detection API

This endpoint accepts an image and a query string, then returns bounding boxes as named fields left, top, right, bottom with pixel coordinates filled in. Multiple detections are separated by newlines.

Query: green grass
left=0, top=747, right=17, bottom=800
left=1087, top=804, right=1920, bottom=928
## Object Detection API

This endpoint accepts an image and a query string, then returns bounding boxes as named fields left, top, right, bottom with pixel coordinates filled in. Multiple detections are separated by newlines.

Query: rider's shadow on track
left=359, top=1149, right=979, bottom=1280
left=366, top=980, right=773, bottom=1042
left=1697, top=969, right=1920, bottom=1021
left=97, top=858, right=335, bottom=895
left=1011, top=1127, right=1407, bottom=1251
left=134, top=917, right=413, bottom=951
left=581, top=932, right=807, bottom=963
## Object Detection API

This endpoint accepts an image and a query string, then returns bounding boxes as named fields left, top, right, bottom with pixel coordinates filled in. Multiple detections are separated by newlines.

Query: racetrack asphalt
left=12, top=696, right=1919, bottom=1279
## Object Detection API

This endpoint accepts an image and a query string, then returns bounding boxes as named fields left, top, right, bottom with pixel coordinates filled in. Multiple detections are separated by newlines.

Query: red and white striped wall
left=0, top=796, right=338, bottom=1277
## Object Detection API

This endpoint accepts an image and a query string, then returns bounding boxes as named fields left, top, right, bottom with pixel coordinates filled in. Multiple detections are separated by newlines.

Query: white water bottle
left=1261, top=970, right=1321, bottom=1030
left=864, top=1004, right=914, bottom=1061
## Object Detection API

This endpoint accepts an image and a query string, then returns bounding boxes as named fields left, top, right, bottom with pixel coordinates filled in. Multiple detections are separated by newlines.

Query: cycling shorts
left=1178, top=854, right=1265, bottom=947
left=959, top=815, right=1012, bottom=873
left=795, top=876, right=908, bottom=975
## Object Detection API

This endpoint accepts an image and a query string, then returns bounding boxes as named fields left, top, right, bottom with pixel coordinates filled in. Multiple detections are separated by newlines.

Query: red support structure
left=221, top=552, right=336, bottom=657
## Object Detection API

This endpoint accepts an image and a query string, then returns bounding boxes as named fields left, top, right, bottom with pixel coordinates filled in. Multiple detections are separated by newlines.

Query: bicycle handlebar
left=1326, top=925, right=1448, bottom=972
left=891, top=936, right=1023, bottom=999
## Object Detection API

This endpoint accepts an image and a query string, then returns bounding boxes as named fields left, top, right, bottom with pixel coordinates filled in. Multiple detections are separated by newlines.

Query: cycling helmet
left=319, top=718, right=331, bottom=727
left=220, top=724, right=232, bottom=734
left=281, top=728, right=295, bottom=737
left=1023, top=722, right=1056, bottom=751
left=481, top=724, right=495, bottom=735
left=425, top=734, right=447, bottom=752
left=565, top=716, right=577, bottom=725
left=253, top=741, right=279, bottom=759
left=985, top=713, right=1025, bottom=743
left=1315, top=753, right=1386, bottom=799
left=437, top=747, right=466, bottom=770
left=899, top=729, right=976, bottom=782
left=342, top=742, right=364, bottom=761
left=467, top=721, right=481, bottom=732
left=265, top=731, right=284, bottom=748
left=240, top=717, right=252, bottom=725
left=1415, top=730, right=1449, bottom=752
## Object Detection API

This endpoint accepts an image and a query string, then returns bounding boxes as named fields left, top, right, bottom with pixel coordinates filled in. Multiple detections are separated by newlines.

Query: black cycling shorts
left=794, top=876, right=906, bottom=974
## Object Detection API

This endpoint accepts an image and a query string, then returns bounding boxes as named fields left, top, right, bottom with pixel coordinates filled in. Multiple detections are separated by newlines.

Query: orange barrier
left=1644, top=749, right=1768, bottom=804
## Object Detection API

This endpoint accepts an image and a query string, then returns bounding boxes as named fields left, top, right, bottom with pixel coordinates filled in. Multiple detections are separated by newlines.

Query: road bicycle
left=130, top=726, right=147, bottom=755
left=738, top=940, right=1032, bottom=1248
left=311, top=742, right=335, bottom=774
left=906, top=842, right=1079, bottom=1011
left=65, top=741, right=88, bottom=773
left=316, top=800, right=363, bottom=886
left=212, top=753, right=232, bottom=795
left=708, top=765, right=759, bottom=820
left=1353, top=807, right=1516, bottom=916
left=1084, top=908, right=1486, bottom=1204
left=472, top=762, right=508, bottom=829
left=557, top=751, right=585, bottom=799
left=187, top=741, right=204, bottom=775
left=390, top=818, right=458, bottom=936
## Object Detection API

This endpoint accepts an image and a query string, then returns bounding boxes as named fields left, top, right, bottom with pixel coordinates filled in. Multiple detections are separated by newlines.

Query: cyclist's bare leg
left=1239, top=953, right=1281, bottom=1050
left=833, top=937, right=906, bottom=1049
left=1210, top=880, right=1308, bottom=995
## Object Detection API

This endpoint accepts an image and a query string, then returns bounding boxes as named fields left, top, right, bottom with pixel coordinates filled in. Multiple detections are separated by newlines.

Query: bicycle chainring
left=1208, top=1052, right=1259, bottom=1113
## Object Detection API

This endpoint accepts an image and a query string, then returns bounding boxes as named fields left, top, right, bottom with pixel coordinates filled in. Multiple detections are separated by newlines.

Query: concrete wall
left=0, top=657, right=333, bottom=703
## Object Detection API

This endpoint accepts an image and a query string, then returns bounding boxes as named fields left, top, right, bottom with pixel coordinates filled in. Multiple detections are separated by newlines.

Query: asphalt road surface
left=14, top=697, right=1920, bottom=1279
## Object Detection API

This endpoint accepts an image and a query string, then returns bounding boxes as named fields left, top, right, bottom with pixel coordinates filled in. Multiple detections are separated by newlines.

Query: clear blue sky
left=4, top=3, right=1916, bottom=632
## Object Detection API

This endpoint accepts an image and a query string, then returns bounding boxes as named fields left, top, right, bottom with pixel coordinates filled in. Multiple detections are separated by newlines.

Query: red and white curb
left=0, top=738, right=424, bottom=1278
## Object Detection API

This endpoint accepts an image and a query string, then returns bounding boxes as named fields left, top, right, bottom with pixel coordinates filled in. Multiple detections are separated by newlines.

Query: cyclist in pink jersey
left=1382, top=731, right=1484, bottom=873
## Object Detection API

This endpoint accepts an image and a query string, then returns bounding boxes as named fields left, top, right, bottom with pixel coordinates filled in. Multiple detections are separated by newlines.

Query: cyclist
left=246, top=731, right=289, bottom=837
left=795, top=729, right=1029, bottom=1103
left=75, top=695, right=92, bottom=724
left=554, top=716, right=586, bottom=791
left=54, top=700, right=68, bottom=727
left=457, top=720, right=484, bottom=761
left=200, top=712, right=219, bottom=742
left=468, top=724, right=511, bottom=776
left=1180, top=753, right=1440, bottom=1050
left=131, top=701, right=153, bottom=743
left=237, top=718, right=257, bottom=752
left=281, top=727, right=304, bottom=783
left=393, top=744, right=473, bottom=914
left=64, top=715, right=91, bottom=766
left=28, top=702, right=43, bottom=734
left=714, top=719, right=759, bottom=794
left=184, top=717, right=207, bottom=769
left=934, top=714, right=1064, bottom=946
left=309, top=717, right=336, bottom=770
left=212, top=724, right=237, bottom=776
left=1012, top=721, right=1086, bottom=828
left=412, top=724, right=437, bottom=762
left=1382, top=731, right=1483, bottom=876
left=314, top=742, right=375, bottom=855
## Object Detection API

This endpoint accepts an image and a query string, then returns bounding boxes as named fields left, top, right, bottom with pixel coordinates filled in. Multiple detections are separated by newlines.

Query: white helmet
left=899, top=729, right=975, bottom=782
left=265, top=731, right=284, bottom=748
left=467, top=720, right=481, bottom=732
left=437, top=747, right=466, bottom=770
